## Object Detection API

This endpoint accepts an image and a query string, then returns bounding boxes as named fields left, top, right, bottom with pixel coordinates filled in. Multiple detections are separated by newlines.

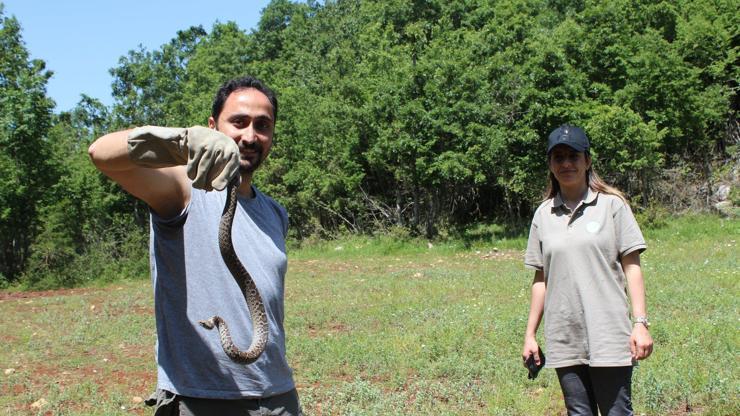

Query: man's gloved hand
left=127, top=126, right=240, bottom=191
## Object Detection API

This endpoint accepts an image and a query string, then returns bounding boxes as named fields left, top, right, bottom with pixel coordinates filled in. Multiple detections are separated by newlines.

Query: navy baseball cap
left=547, top=125, right=590, bottom=154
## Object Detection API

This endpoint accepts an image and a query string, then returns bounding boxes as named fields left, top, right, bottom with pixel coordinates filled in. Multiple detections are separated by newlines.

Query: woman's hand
left=630, top=324, right=653, bottom=360
left=522, top=336, right=542, bottom=367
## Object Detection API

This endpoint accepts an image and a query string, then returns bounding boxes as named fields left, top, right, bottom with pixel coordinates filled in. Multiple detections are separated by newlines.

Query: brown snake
left=198, top=177, right=269, bottom=364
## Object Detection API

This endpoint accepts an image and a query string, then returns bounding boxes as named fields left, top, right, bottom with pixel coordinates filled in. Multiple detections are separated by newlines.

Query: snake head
left=198, top=318, right=216, bottom=330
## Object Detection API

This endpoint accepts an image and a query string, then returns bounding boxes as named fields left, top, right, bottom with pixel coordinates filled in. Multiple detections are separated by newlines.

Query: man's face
left=209, top=88, right=274, bottom=174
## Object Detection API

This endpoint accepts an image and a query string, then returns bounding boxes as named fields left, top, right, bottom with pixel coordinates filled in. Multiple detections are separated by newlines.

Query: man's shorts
left=145, top=388, right=303, bottom=416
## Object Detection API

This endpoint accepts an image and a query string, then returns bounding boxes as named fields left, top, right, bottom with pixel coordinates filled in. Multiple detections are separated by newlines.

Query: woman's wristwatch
left=633, top=316, right=650, bottom=329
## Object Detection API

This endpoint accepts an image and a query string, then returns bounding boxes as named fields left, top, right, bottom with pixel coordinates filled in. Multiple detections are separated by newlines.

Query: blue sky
left=2, top=0, right=272, bottom=112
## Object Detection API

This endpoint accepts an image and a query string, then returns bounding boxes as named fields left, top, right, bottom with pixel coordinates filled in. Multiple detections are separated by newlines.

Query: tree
left=22, top=96, right=148, bottom=288
left=110, top=25, right=208, bottom=127
left=96, top=0, right=738, bottom=242
left=0, top=5, right=55, bottom=283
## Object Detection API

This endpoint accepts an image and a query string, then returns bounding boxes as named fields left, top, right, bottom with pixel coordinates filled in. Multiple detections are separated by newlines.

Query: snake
left=198, top=177, right=269, bottom=364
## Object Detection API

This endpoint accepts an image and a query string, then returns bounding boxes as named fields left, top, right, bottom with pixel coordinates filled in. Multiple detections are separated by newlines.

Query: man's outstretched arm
left=89, top=126, right=240, bottom=219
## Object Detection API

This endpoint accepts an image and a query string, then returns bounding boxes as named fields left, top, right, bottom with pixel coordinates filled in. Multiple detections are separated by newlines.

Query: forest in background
left=1, top=0, right=737, bottom=288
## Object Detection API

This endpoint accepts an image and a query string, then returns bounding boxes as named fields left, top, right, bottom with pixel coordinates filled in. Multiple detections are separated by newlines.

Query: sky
left=2, top=0, right=272, bottom=113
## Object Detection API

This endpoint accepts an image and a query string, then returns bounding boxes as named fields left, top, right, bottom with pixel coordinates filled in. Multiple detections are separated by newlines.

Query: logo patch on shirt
left=586, top=221, right=601, bottom=233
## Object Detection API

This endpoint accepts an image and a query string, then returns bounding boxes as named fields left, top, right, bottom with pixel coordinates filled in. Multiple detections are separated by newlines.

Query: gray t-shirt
left=524, top=190, right=646, bottom=368
left=149, top=186, right=295, bottom=399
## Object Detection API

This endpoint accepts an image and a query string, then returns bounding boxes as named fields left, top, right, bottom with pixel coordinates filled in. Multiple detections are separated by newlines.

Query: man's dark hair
left=211, top=76, right=278, bottom=123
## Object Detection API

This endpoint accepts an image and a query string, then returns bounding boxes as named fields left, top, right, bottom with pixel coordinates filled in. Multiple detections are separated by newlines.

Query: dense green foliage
left=0, top=0, right=737, bottom=287
left=0, top=5, right=55, bottom=283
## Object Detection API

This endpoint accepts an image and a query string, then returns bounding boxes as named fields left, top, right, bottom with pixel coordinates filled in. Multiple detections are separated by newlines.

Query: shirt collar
left=583, top=188, right=598, bottom=205
left=553, top=188, right=599, bottom=209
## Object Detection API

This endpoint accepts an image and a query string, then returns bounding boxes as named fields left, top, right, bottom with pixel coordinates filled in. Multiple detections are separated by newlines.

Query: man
left=88, top=76, right=301, bottom=415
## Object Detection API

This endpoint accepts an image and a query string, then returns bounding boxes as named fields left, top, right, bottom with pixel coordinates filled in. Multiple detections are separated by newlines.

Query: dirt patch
left=455, top=249, right=522, bottom=262
left=11, top=360, right=156, bottom=414
left=667, top=401, right=705, bottom=415
left=306, top=321, right=351, bottom=339
left=0, top=287, right=100, bottom=301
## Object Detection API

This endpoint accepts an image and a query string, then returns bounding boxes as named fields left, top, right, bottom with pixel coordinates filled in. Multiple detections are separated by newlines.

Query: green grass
left=0, top=215, right=737, bottom=415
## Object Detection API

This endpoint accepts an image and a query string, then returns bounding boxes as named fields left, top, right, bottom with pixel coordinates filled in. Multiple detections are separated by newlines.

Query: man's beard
left=239, top=142, right=264, bottom=173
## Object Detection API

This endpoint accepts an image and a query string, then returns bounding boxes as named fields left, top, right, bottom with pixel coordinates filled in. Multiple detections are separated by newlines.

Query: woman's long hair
left=543, top=152, right=626, bottom=202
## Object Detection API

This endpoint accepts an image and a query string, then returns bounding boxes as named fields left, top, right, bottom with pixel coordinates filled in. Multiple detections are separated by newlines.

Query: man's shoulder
left=253, top=187, right=289, bottom=236
left=254, top=187, right=286, bottom=209
left=253, top=187, right=289, bottom=224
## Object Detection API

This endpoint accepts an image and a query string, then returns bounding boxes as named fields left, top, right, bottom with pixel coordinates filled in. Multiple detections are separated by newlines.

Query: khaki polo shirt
left=524, top=189, right=646, bottom=368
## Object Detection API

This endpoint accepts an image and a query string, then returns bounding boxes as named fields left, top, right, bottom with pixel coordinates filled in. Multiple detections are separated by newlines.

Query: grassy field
left=1, top=215, right=737, bottom=415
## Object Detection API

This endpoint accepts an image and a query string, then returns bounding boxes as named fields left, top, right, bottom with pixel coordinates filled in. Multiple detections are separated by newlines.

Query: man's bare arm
left=88, top=129, right=191, bottom=219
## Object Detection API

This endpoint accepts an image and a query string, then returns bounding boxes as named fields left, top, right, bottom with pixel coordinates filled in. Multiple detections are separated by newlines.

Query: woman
left=522, top=125, right=653, bottom=415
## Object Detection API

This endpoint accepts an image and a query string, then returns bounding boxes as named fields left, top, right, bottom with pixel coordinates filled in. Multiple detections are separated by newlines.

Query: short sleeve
left=279, top=205, right=289, bottom=238
left=524, top=215, right=544, bottom=271
left=612, top=199, right=646, bottom=257
left=149, top=195, right=190, bottom=230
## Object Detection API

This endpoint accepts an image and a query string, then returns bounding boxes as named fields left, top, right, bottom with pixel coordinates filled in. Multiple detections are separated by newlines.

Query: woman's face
left=548, top=145, right=591, bottom=189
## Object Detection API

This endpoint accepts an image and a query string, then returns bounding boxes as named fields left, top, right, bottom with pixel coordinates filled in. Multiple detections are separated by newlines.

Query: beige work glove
left=127, top=125, right=240, bottom=191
